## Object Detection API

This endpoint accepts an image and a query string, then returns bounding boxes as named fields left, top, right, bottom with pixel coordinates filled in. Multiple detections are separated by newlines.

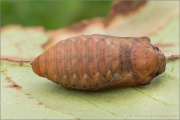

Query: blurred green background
left=1, top=1, right=111, bottom=29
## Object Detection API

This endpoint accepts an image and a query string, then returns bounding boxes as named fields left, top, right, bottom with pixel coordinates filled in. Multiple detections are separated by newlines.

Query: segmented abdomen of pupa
left=32, top=34, right=166, bottom=91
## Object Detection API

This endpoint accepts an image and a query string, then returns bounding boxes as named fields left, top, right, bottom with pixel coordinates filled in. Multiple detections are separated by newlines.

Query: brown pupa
left=32, top=34, right=166, bottom=91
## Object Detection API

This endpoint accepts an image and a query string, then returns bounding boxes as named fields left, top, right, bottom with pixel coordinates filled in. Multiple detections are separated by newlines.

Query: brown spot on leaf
left=5, top=77, right=12, bottom=83
left=5, top=83, right=21, bottom=89
left=38, top=102, right=43, bottom=105
left=108, top=1, right=147, bottom=20
left=166, top=55, right=180, bottom=61
left=4, top=77, right=21, bottom=89
left=67, top=18, right=106, bottom=32
left=25, top=93, right=31, bottom=96
left=155, top=42, right=175, bottom=47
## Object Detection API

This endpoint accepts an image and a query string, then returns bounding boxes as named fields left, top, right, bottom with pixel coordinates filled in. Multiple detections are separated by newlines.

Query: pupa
left=32, top=34, right=166, bottom=91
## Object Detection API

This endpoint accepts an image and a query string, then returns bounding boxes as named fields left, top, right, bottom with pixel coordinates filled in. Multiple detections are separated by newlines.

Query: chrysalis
left=32, top=34, right=166, bottom=91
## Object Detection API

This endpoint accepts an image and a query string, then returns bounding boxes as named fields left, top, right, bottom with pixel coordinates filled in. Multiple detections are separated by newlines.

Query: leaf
left=1, top=25, right=49, bottom=60
left=151, top=16, right=179, bottom=56
left=1, top=1, right=179, bottom=119
left=1, top=59, right=179, bottom=119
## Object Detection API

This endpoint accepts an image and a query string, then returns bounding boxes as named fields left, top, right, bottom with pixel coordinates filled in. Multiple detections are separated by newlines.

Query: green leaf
left=1, top=26, right=49, bottom=59
left=150, top=16, right=179, bottom=56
